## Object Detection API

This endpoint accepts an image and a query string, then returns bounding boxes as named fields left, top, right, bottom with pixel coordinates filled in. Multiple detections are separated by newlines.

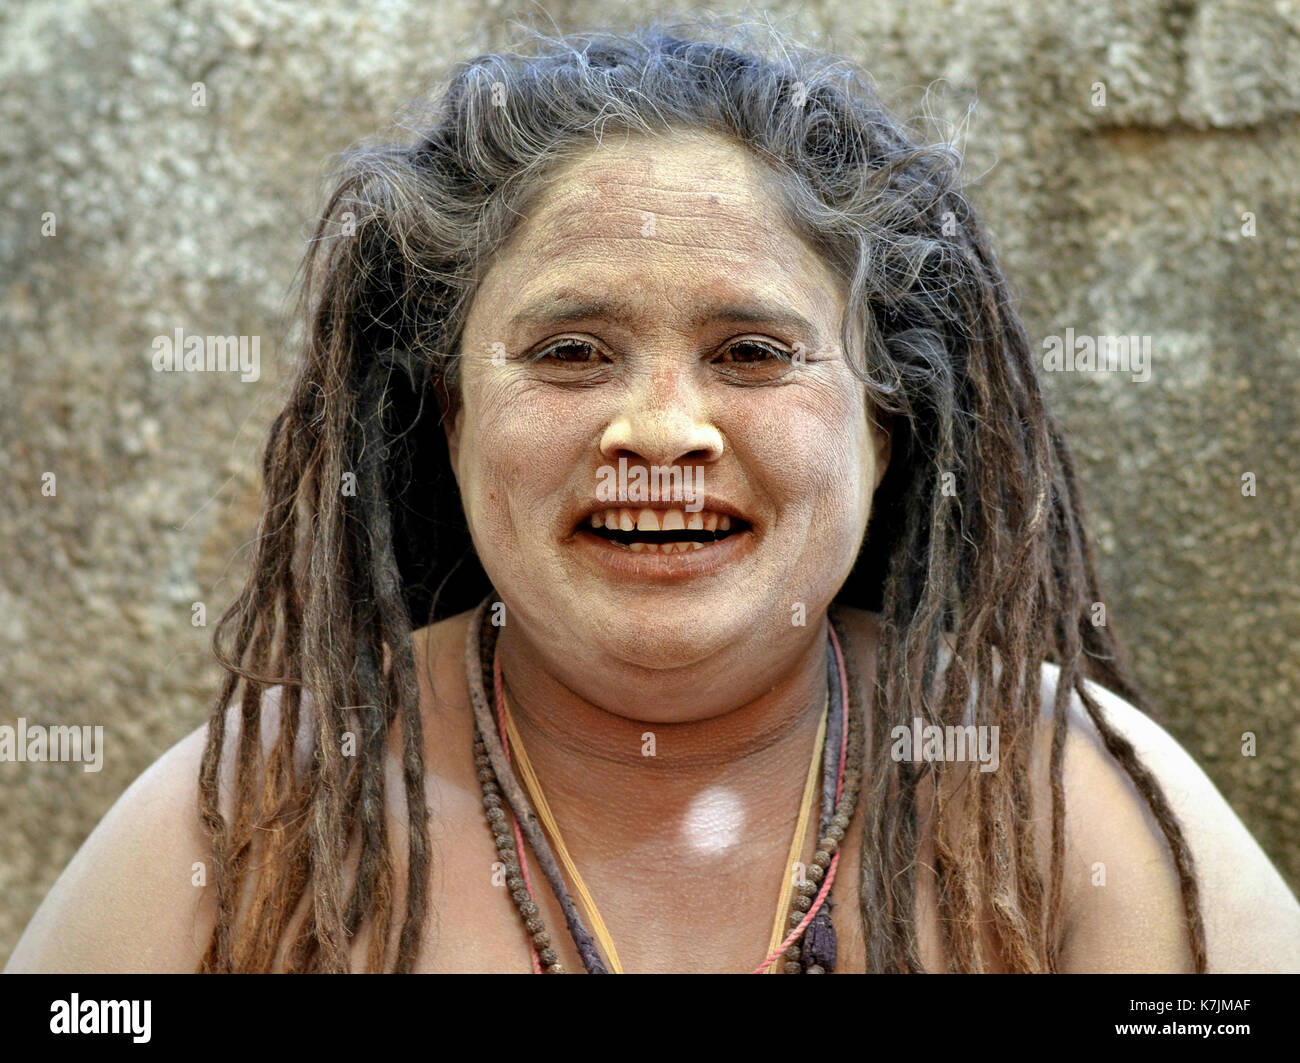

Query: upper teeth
left=588, top=508, right=733, bottom=533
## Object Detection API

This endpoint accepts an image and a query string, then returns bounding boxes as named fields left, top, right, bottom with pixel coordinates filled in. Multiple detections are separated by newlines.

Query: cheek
left=456, top=376, right=589, bottom=530
left=734, top=380, right=872, bottom=522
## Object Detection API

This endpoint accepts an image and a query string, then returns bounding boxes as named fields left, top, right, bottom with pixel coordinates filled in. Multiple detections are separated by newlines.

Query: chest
left=404, top=771, right=972, bottom=974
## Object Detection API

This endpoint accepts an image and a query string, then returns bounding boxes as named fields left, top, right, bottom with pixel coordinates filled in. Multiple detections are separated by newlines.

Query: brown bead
left=806, top=863, right=825, bottom=883
left=531, top=931, right=550, bottom=948
left=477, top=768, right=495, bottom=783
left=817, top=836, right=837, bottom=853
left=486, top=807, right=506, bottom=824
left=831, top=812, right=851, bottom=830
left=506, top=875, right=525, bottom=892
left=539, top=947, right=559, bottom=966
left=784, top=961, right=803, bottom=974
left=792, top=894, right=812, bottom=912
left=789, top=911, right=804, bottom=928
left=483, top=793, right=503, bottom=808
left=474, top=754, right=491, bottom=768
left=548, top=962, right=566, bottom=974
left=812, top=850, right=831, bottom=868
left=495, top=844, right=516, bottom=862
left=525, top=917, right=545, bottom=934
left=797, top=880, right=818, bottom=897
left=805, top=964, right=826, bottom=974
left=519, top=901, right=539, bottom=917
left=825, top=824, right=845, bottom=843
left=502, top=861, right=521, bottom=878
left=511, top=888, right=530, bottom=905
left=784, top=945, right=802, bottom=961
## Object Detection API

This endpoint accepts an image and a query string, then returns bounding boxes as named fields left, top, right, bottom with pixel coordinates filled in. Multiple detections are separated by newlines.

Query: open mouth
left=579, top=507, right=751, bottom=553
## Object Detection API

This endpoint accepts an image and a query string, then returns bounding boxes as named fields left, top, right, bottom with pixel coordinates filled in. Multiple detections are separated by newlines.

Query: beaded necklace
left=465, top=594, right=864, bottom=973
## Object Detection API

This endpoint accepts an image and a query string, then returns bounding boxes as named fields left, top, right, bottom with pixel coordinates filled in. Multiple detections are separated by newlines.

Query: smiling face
left=445, top=129, right=889, bottom=677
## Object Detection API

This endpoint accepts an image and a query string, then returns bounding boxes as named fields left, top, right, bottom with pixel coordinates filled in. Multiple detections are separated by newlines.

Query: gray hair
left=327, top=16, right=975, bottom=418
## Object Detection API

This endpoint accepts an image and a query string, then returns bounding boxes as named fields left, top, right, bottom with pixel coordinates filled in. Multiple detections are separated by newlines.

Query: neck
left=492, top=607, right=842, bottom=867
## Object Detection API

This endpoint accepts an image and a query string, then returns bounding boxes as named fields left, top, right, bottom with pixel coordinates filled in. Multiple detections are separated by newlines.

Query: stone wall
left=2, top=0, right=1297, bottom=965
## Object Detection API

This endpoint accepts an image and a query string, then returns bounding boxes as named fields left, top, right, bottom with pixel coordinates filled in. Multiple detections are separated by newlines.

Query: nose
left=598, top=367, right=724, bottom=469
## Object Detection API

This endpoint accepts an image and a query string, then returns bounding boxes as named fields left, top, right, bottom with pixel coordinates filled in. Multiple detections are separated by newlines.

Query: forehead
left=475, top=131, right=843, bottom=326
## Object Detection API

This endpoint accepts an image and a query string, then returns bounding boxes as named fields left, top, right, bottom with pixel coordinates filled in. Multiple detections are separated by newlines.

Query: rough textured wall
left=2, top=0, right=1297, bottom=965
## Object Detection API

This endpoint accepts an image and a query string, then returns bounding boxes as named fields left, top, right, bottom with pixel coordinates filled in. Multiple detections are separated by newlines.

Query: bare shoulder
left=5, top=720, right=216, bottom=972
left=4, top=688, right=303, bottom=974
left=1038, top=664, right=1300, bottom=972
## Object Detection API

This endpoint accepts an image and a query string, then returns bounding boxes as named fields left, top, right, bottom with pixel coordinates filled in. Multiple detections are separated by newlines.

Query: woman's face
left=447, top=130, right=889, bottom=681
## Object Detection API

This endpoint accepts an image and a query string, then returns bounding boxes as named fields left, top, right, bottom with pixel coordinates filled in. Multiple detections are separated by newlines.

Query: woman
left=9, top=20, right=1299, bottom=974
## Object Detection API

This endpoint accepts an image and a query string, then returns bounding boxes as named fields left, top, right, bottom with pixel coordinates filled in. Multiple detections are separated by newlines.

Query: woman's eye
left=715, top=340, right=795, bottom=370
left=529, top=339, right=603, bottom=364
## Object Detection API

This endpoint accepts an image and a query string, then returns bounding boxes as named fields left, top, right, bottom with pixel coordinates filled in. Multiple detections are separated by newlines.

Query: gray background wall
left=2, top=0, right=1297, bottom=966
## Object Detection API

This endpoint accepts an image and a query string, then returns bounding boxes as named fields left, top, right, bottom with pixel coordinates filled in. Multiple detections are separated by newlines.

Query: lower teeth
left=623, top=540, right=705, bottom=553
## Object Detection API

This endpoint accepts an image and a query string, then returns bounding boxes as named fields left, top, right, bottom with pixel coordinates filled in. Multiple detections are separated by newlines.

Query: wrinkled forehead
left=477, top=131, right=845, bottom=322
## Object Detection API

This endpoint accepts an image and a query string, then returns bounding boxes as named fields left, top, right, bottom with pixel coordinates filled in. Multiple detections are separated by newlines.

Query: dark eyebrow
left=506, top=293, right=826, bottom=352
